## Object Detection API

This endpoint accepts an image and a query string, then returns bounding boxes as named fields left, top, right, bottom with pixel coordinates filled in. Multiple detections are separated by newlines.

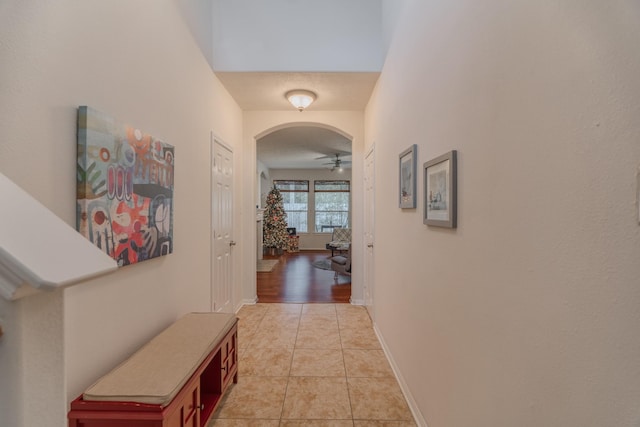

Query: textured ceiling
left=216, top=72, right=379, bottom=111
left=217, top=72, right=376, bottom=169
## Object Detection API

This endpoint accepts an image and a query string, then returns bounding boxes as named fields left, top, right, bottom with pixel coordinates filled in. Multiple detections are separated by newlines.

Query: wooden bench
left=68, top=312, right=238, bottom=427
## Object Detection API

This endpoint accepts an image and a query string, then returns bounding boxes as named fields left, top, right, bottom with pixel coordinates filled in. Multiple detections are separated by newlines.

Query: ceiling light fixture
left=285, top=90, right=317, bottom=112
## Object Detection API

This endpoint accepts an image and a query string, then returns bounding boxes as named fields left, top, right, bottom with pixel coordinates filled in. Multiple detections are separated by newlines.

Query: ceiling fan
left=321, top=153, right=352, bottom=171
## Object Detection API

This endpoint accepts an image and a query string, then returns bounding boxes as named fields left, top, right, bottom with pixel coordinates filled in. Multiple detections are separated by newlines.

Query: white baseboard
left=241, top=297, right=257, bottom=306
left=373, top=323, right=428, bottom=427
left=235, top=298, right=258, bottom=314
left=349, top=298, right=364, bottom=305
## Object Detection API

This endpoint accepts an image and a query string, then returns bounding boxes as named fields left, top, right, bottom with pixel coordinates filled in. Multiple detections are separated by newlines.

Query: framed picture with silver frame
left=424, top=150, right=457, bottom=228
left=399, top=144, right=417, bottom=208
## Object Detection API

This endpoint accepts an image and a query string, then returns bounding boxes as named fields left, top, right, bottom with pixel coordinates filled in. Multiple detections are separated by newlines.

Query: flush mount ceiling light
left=285, top=90, right=317, bottom=112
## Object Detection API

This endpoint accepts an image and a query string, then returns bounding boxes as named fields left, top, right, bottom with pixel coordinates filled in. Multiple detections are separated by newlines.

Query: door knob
left=367, top=243, right=374, bottom=248
left=229, top=241, right=237, bottom=246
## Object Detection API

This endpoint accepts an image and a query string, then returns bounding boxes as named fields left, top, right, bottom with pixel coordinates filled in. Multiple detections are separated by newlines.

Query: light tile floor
left=209, top=303, right=416, bottom=426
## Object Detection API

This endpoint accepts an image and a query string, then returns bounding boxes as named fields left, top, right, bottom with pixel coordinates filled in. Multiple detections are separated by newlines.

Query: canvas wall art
left=76, top=106, right=175, bottom=266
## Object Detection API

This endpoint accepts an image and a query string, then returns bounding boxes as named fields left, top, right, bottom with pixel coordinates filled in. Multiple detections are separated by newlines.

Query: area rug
left=311, top=259, right=332, bottom=271
left=257, top=259, right=279, bottom=272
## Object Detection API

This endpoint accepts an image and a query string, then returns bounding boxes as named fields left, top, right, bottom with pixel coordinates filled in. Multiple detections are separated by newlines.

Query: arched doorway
left=256, top=125, right=352, bottom=303
left=241, top=116, right=364, bottom=306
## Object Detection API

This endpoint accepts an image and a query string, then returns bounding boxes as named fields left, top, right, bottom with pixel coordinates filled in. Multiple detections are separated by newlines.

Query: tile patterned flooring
left=209, top=303, right=416, bottom=426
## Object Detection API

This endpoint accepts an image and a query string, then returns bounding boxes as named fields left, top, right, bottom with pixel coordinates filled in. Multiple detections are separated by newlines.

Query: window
left=274, top=180, right=309, bottom=233
left=314, top=180, right=350, bottom=233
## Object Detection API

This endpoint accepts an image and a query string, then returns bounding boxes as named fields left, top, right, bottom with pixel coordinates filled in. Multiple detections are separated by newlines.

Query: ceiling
left=216, top=72, right=380, bottom=111
left=217, top=72, right=379, bottom=169
left=257, top=126, right=352, bottom=170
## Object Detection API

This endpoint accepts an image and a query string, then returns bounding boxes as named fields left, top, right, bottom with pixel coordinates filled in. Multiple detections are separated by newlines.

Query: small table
left=287, top=235, right=300, bottom=253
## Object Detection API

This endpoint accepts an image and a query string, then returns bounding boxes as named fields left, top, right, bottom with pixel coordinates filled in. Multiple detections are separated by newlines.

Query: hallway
left=210, top=303, right=415, bottom=426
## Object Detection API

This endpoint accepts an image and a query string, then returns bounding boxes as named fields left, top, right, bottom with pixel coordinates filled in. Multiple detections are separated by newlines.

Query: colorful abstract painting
left=76, top=106, right=174, bottom=267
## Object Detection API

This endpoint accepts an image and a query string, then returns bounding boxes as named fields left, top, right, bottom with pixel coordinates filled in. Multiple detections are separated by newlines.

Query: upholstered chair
left=326, top=228, right=351, bottom=256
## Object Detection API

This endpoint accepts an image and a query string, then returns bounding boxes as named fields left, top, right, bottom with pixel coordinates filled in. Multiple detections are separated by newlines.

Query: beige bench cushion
left=83, top=312, right=237, bottom=406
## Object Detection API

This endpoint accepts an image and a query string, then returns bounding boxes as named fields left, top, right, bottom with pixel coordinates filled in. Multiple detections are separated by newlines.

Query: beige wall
left=0, top=2, right=243, bottom=426
left=366, top=1, right=640, bottom=426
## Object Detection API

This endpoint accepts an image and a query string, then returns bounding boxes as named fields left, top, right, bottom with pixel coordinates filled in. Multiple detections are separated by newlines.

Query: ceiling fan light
left=285, top=90, right=317, bottom=111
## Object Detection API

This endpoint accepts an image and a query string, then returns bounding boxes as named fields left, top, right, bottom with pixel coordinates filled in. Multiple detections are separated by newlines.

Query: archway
left=255, top=124, right=352, bottom=303
left=241, top=114, right=364, bottom=306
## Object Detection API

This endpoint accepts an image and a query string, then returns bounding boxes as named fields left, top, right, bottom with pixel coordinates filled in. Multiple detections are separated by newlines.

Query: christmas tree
left=263, top=185, right=289, bottom=250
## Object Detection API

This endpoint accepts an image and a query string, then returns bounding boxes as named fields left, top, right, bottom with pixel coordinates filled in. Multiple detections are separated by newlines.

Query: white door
left=364, top=146, right=375, bottom=318
left=211, top=136, right=234, bottom=313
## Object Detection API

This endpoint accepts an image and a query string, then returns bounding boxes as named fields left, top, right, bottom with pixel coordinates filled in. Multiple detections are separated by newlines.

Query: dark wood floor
left=257, top=250, right=351, bottom=303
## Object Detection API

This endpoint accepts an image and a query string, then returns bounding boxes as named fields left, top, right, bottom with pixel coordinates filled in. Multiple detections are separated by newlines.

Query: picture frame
left=399, top=144, right=417, bottom=208
left=424, top=150, right=457, bottom=228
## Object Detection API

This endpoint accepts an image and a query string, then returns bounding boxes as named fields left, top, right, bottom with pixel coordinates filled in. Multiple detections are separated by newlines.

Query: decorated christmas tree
left=263, top=185, right=289, bottom=251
